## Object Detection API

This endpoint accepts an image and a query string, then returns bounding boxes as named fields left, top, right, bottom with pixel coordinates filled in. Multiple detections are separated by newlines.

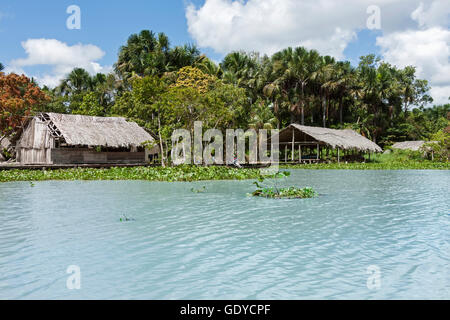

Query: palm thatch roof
left=277, top=124, right=382, bottom=152
left=391, top=140, right=437, bottom=151
left=37, top=113, right=155, bottom=148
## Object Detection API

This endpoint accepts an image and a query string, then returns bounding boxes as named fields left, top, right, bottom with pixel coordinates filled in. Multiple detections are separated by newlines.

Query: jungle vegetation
left=1, top=30, right=449, bottom=164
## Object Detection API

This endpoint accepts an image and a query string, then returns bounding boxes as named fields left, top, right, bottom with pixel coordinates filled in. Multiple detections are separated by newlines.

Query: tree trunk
left=157, top=113, right=166, bottom=167
left=301, top=105, right=304, bottom=125
left=301, top=83, right=305, bottom=125
left=322, top=95, right=326, bottom=127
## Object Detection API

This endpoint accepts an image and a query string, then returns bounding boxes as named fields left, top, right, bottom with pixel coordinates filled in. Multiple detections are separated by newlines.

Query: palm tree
left=115, top=30, right=165, bottom=80
left=322, top=61, right=356, bottom=124
left=195, top=56, right=222, bottom=77
left=0, top=62, right=4, bottom=72
left=167, top=44, right=201, bottom=71
left=115, top=30, right=202, bottom=81
left=221, top=52, right=261, bottom=102
left=265, top=48, right=298, bottom=124
left=263, top=82, right=279, bottom=127
left=94, top=73, right=118, bottom=109
left=311, top=55, right=336, bottom=127
left=249, top=101, right=278, bottom=130
left=58, top=68, right=92, bottom=95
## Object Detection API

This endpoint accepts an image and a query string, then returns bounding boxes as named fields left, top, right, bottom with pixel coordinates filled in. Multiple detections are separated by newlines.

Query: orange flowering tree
left=0, top=73, right=49, bottom=137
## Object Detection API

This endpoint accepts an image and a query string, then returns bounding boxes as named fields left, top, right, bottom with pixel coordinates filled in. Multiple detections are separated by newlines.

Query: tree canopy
left=0, top=72, right=49, bottom=137
left=1, top=29, right=448, bottom=155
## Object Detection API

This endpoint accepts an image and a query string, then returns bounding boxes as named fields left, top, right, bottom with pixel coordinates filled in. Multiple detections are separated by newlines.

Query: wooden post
left=299, top=145, right=302, bottom=163
left=291, top=129, right=295, bottom=161
left=285, top=145, right=287, bottom=163
left=317, top=144, right=319, bottom=160
left=337, top=148, right=340, bottom=163
left=431, top=151, right=434, bottom=161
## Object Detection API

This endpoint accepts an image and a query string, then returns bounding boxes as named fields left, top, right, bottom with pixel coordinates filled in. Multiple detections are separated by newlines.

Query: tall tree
left=0, top=73, right=49, bottom=138
left=58, top=68, right=93, bottom=95
left=115, top=30, right=201, bottom=82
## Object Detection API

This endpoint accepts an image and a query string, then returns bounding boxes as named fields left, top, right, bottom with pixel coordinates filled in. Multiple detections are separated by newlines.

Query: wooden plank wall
left=51, top=149, right=145, bottom=164
left=17, top=118, right=54, bottom=164
left=18, top=148, right=52, bottom=164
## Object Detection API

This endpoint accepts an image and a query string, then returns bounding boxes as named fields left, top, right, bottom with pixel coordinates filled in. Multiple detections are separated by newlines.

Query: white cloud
left=185, top=0, right=430, bottom=59
left=377, top=1, right=450, bottom=105
left=6, top=39, right=111, bottom=88
left=186, top=0, right=449, bottom=104
left=186, top=0, right=373, bottom=59
left=411, top=0, right=450, bottom=28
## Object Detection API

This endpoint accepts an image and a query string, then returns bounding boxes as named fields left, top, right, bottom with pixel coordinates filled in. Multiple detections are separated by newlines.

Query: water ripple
left=0, top=170, right=449, bottom=299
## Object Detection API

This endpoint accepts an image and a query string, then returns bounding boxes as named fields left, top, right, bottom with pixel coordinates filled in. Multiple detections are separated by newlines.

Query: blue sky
left=0, top=1, right=380, bottom=72
left=0, top=1, right=195, bottom=68
left=1, top=0, right=449, bottom=104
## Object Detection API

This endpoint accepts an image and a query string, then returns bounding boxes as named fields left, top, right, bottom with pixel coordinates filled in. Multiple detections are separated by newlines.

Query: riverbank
left=281, top=161, right=449, bottom=170
left=1, top=161, right=448, bottom=183
left=0, top=165, right=265, bottom=183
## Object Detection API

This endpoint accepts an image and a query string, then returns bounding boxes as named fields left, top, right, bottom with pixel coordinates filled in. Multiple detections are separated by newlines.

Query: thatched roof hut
left=16, top=113, right=159, bottom=165
left=277, top=124, right=382, bottom=152
left=391, top=141, right=435, bottom=151
left=36, top=113, right=154, bottom=148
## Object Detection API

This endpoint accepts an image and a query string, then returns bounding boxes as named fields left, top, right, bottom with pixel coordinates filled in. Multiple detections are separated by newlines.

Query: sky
left=0, top=0, right=449, bottom=105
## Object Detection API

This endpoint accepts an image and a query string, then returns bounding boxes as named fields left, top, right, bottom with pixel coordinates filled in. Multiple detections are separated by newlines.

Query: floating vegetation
left=250, top=171, right=318, bottom=199
left=120, top=214, right=135, bottom=222
left=0, top=165, right=267, bottom=183
left=191, top=186, right=206, bottom=193
left=252, top=186, right=318, bottom=199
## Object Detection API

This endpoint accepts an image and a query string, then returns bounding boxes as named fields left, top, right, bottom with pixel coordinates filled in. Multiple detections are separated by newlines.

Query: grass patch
left=282, top=161, right=449, bottom=170
left=282, top=148, right=448, bottom=170
left=0, top=165, right=266, bottom=183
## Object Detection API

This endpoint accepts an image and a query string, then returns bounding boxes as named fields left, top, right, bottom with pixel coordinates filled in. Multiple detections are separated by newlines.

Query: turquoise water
left=0, top=170, right=449, bottom=299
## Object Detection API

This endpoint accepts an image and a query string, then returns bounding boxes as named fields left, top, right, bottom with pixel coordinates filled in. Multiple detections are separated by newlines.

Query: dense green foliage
left=282, top=151, right=450, bottom=170
left=281, top=148, right=449, bottom=170
left=282, top=162, right=449, bottom=170
left=2, top=29, right=449, bottom=164
left=29, top=30, right=448, bottom=148
left=0, top=165, right=266, bottom=182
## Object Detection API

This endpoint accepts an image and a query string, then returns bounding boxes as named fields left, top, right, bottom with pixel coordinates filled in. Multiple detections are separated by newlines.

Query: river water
left=0, top=170, right=449, bottom=299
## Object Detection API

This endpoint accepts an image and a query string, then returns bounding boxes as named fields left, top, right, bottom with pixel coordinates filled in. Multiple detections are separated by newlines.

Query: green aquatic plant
left=120, top=214, right=135, bottom=222
left=250, top=171, right=318, bottom=199
left=0, top=165, right=267, bottom=183
left=191, top=185, right=206, bottom=193
left=252, top=186, right=318, bottom=199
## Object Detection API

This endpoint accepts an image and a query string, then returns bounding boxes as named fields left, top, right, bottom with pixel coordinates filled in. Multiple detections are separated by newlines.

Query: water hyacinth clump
left=0, top=165, right=267, bottom=183
left=250, top=171, right=318, bottom=199
left=252, top=186, right=318, bottom=199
